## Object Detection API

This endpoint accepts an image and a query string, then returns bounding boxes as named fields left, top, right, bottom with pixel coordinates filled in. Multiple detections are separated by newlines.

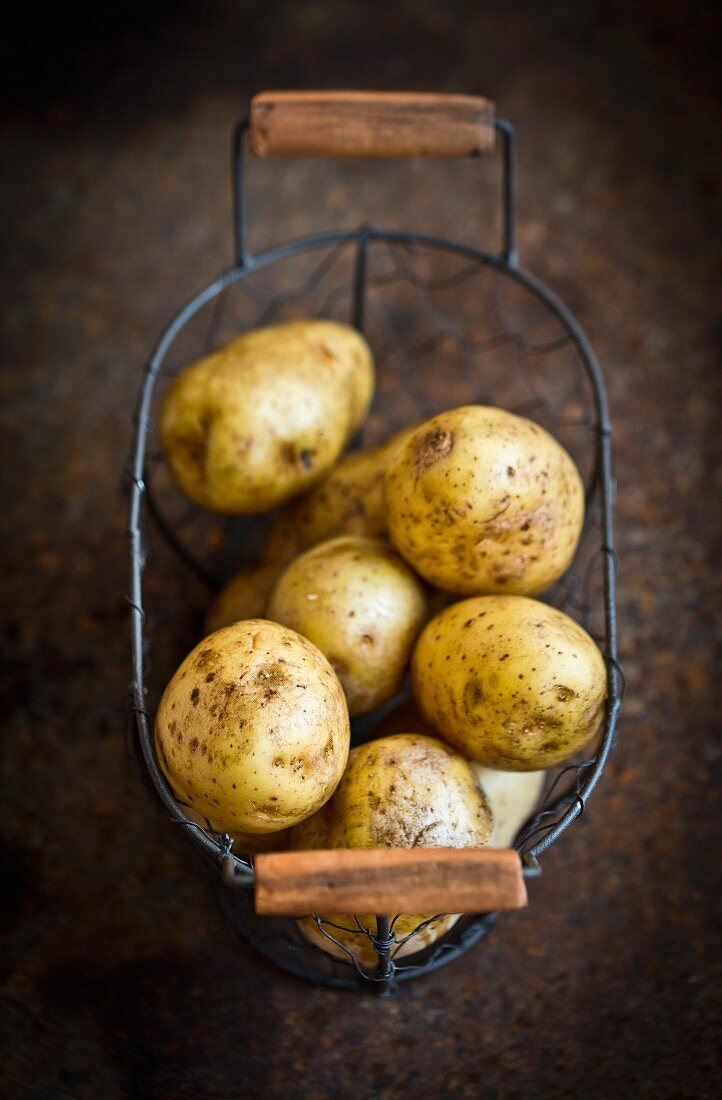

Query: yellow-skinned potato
left=266, top=536, right=428, bottom=716
left=160, top=320, right=374, bottom=514
left=154, top=619, right=350, bottom=834
left=412, top=595, right=607, bottom=770
left=291, top=733, right=492, bottom=968
left=204, top=428, right=415, bottom=634
left=383, top=405, right=584, bottom=595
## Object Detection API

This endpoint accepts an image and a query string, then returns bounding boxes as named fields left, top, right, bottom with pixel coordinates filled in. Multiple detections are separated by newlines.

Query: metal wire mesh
left=128, top=210, right=621, bottom=990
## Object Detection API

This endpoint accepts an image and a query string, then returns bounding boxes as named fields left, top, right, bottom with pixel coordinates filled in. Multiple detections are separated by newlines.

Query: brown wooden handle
left=249, top=91, right=496, bottom=159
left=254, top=848, right=526, bottom=916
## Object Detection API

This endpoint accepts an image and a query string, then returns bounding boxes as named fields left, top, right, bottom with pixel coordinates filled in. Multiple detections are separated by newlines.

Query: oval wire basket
left=127, top=92, right=623, bottom=991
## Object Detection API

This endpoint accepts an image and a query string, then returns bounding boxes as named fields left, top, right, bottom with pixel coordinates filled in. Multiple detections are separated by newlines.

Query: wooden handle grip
left=249, top=91, right=496, bottom=159
left=254, top=848, right=526, bottom=916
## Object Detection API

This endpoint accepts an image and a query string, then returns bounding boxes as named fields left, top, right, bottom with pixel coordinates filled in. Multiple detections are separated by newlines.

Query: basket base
left=207, top=866, right=498, bottom=991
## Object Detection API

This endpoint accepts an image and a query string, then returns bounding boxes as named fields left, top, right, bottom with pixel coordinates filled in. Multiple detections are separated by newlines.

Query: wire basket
left=127, top=92, right=623, bottom=992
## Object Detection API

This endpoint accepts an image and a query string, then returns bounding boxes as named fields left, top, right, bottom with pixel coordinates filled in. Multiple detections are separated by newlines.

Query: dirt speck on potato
left=415, top=428, right=453, bottom=472
left=463, top=676, right=485, bottom=715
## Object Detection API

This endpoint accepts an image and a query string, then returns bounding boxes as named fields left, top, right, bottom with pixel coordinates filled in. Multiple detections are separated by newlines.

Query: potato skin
left=291, top=733, right=492, bottom=967
left=160, top=320, right=374, bottom=514
left=266, top=536, right=428, bottom=716
left=412, top=595, right=607, bottom=770
left=154, top=619, right=350, bottom=834
left=383, top=405, right=584, bottom=595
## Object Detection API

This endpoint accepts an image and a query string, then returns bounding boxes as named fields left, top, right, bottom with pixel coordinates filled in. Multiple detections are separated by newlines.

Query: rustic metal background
left=2, top=0, right=720, bottom=1093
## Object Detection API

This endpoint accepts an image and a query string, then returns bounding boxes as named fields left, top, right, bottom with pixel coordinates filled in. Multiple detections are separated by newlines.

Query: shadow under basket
left=127, top=91, right=623, bottom=992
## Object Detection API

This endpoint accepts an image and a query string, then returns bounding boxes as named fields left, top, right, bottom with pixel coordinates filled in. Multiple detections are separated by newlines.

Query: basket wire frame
left=127, top=116, right=623, bottom=991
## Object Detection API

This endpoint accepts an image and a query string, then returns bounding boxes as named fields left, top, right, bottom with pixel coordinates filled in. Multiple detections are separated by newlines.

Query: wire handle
left=254, top=848, right=527, bottom=916
left=249, top=91, right=496, bottom=159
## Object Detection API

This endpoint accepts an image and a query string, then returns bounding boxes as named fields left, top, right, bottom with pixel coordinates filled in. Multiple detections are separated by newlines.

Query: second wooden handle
left=249, top=91, right=496, bottom=158
left=254, top=848, right=526, bottom=916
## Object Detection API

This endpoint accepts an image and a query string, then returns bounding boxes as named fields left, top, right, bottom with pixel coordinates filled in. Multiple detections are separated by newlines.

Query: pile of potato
left=155, top=318, right=606, bottom=966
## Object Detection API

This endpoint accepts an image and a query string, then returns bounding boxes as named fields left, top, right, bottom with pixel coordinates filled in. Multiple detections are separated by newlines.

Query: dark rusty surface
left=1, top=2, right=721, bottom=1097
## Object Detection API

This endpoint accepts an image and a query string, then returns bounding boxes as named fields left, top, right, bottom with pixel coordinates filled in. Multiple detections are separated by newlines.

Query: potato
left=412, top=595, right=607, bottom=770
left=160, top=319, right=374, bottom=514
left=204, top=427, right=415, bottom=634
left=266, top=536, right=428, bottom=716
left=473, top=767, right=545, bottom=848
left=154, top=619, right=350, bottom=834
left=383, top=405, right=584, bottom=595
left=291, top=733, right=493, bottom=968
